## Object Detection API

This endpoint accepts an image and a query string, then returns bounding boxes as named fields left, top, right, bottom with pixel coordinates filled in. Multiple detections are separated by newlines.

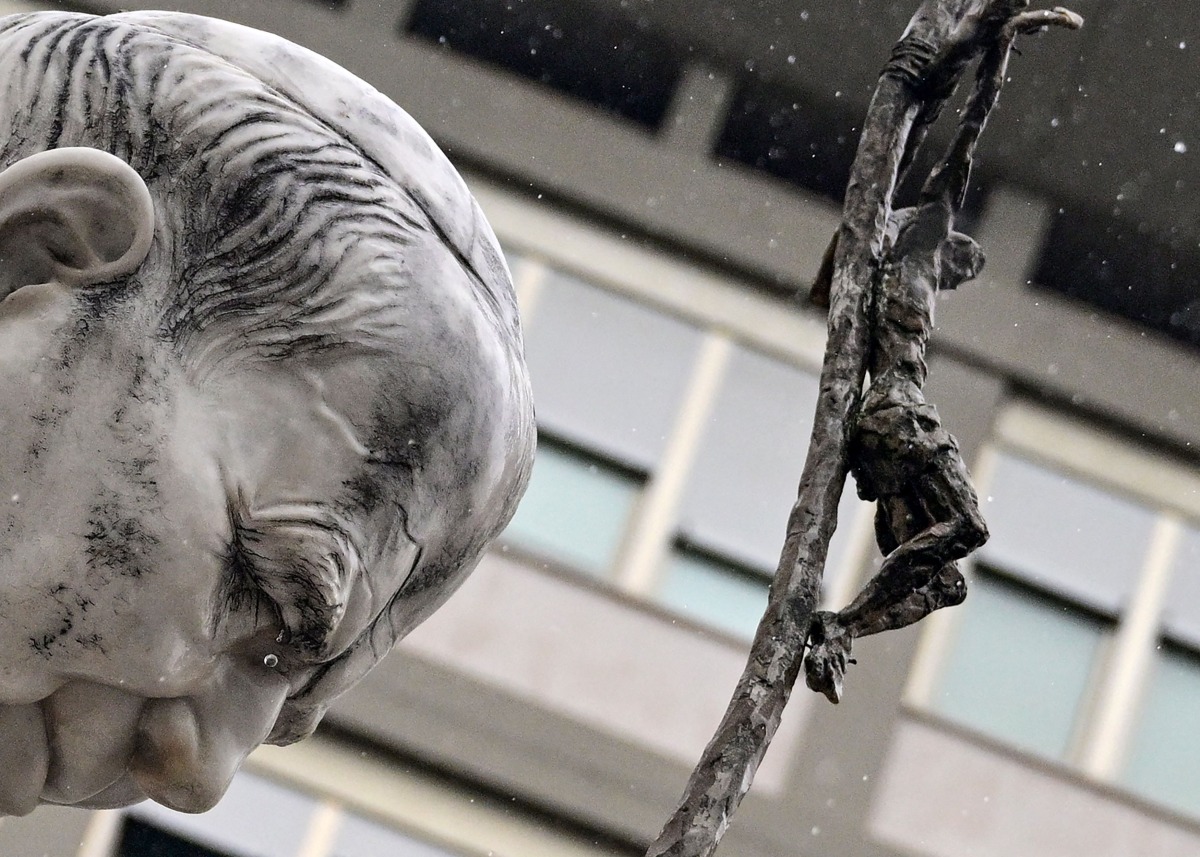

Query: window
left=715, top=76, right=987, bottom=226
left=912, top=410, right=1200, bottom=819
left=500, top=248, right=871, bottom=639
left=123, top=772, right=319, bottom=857
left=657, top=547, right=770, bottom=639
left=107, top=768, right=481, bottom=857
left=503, top=438, right=642, bottom=578
left=924, top=449, right=1160, bottom=759
left=118, top=819, right=231, bottom=857
left=716, top=78, right=861, bottom=204
left=1122, top=642, right=1200, bottom=816
left=1122, top=525, right=1200, bottom=815
left=932, top=570, right=1107, bottom=759
left=521, top=268, right=703, bottom=470
left=1034, top=203, right=1200, bottom=350
left=331, top=811, right=460, bottom=857
left=405, top=0, right=682, bottom=128
left=675, top=344, right=822, bottom=572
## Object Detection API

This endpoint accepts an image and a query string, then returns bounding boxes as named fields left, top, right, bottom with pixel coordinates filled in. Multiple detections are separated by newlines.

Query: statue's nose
left=131, top=697, right=225, bottom=812
left=130, top=661, right=288, bottom=813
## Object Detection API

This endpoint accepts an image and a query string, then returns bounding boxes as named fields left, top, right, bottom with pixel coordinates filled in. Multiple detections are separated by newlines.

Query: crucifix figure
left=803, top=6, right=1081, bottom=703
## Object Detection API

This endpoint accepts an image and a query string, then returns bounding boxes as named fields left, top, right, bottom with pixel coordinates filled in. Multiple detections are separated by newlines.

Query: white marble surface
left=0, top=11, right=533, bottom=814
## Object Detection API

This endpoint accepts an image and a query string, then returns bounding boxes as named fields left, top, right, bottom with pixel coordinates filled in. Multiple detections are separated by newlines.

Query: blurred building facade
left=2, top=1, right=1198, bottom=855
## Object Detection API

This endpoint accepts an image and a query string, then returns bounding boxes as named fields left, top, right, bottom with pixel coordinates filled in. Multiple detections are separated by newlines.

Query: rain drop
left=264, top=653, right=280, bottom=669
left=1175, top=141, right=1188, bottom=154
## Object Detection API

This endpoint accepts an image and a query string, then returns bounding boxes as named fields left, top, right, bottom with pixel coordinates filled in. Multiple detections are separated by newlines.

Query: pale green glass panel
left=658, top=551, right=769, bottom=639
left=1122, top=646, right=1200, bottom=817
left=931, top=574, right=1105, bottom=759
left=502, top=441, right=641, bottom=577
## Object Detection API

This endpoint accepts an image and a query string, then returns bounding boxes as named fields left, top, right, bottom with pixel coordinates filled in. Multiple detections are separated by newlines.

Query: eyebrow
left=224, top=492, right=364, bottom=657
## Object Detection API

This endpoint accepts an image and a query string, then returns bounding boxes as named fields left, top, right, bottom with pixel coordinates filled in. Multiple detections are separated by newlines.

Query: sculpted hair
left=0, top=12, right=431, bottom=369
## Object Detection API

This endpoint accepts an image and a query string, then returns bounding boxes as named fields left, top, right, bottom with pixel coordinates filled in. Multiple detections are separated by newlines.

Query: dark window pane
left=118, top=819, right=233, bottom=857
left=1034, top=205, right=1200, bottom=350
left=406, top=0, right=682, bottom=128
left=716, top=81, right=860, bottom=204
left=716, top=77, right=990, bottom=224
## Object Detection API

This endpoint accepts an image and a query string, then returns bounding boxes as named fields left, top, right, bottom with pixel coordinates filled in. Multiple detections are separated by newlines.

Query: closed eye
left=210, top=542, right=280, bottom=639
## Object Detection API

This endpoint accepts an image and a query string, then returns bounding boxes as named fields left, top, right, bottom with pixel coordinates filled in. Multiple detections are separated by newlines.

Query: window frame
left=906, top=399, right=1200, bottom=796
left=492, top=174, right=876, bottom=635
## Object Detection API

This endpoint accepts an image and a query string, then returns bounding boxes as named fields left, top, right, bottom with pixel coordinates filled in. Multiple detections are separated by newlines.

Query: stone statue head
left=0, top=12, right=534, bottom=815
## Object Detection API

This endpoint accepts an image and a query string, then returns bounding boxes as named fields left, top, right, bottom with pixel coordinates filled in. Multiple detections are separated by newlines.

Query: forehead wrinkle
left=301, top=368, right=373, bottom=461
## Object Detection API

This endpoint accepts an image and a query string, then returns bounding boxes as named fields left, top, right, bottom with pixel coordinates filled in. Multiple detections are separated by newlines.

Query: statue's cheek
left=0, top=702, right=48, bottom=816
left=41, top=681, right=144, bottom=806
left=130, top=654, right=289, bottom=813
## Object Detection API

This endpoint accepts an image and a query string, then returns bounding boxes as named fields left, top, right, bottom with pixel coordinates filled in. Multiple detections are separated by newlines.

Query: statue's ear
left=0, top=147, right=154, bottom=296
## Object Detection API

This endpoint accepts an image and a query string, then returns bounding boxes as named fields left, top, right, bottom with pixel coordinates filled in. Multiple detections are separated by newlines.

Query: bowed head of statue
left=0, top=11, right=534, bottom=816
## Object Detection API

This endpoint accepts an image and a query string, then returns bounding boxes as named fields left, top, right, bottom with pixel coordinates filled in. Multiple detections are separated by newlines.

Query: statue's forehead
left=109, top=11, right=518, bottom=339
left=112, top=13, right=464, bottom=239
